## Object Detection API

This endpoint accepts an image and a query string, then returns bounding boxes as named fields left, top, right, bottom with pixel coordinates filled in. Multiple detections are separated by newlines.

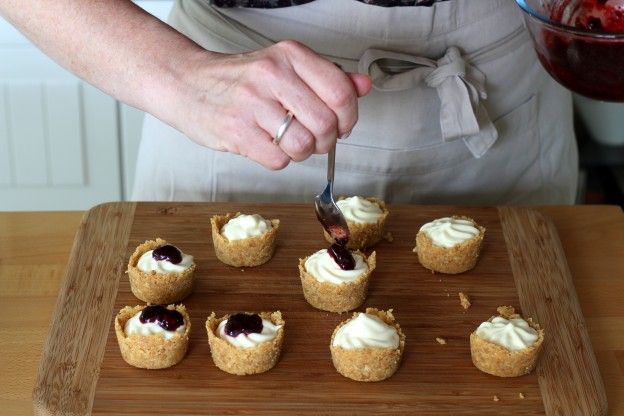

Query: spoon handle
left=327, top=144, right=336, bottom=184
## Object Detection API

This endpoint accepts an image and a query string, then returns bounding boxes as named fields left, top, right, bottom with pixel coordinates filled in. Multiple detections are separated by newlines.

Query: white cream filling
left=124, top=310, right=185, bottom=340
left=419, top=217, right=479, bottom=248
left=217, top=317, right=282, bottom=349
left=221, top=214, right=271, bottom=241
left=332, top=313, right=399, bottom=349
left=475, top=316, right=538, bottom=351
left=137, top=248, right=194, bottom=273
left=336, top=196, right=384, bottom=224
left=304, top=249, right=367, bottom=284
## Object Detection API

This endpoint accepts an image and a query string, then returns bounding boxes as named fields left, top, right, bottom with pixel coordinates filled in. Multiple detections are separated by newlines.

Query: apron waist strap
left=176, top=0, right=500, bottom=158
left=359, top=47, right=498, bottom=158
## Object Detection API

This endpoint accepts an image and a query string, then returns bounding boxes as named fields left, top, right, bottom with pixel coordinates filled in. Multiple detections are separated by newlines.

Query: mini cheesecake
left=211, top=213, right=279, bottom=267
left=414, top=216, right=485, bottom=274
left=299, top=247, right=376, bottom=313
left=330, top=308, right=405, bottom=382
left=205, top=311, right=285, bottom=375
left=470, top=306, right=545, bottom=377
left=323, top=196, right=389, bottom=250
left=127, top=238, right=195, bottom=304
left=114, top=304, right=191, bottom=369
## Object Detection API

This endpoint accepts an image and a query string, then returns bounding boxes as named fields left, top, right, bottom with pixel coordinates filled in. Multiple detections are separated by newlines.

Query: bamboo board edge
left=33, top=202, right=136, bottom=416
left=498, top=207, right=608, bottom=416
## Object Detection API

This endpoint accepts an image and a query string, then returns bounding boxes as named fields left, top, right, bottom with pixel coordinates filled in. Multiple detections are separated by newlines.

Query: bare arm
left=1, top=0, right=202, bottom=119
left=0, top=1, right=371, bottom=169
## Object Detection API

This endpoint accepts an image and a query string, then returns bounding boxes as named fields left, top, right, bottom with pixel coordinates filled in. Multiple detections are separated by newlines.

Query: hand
left=1, top=2, right=370, bottom=170
left=162, top=40, right=372, bottom=170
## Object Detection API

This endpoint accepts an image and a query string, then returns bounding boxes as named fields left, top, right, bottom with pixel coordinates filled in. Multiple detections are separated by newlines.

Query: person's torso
left=132, top=0, right=577, bottom=205
left=209, top=0, right=445, bottom=8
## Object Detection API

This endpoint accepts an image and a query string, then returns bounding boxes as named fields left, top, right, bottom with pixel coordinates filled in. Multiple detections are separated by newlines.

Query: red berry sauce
left=539, top=0, right=624, bottom=101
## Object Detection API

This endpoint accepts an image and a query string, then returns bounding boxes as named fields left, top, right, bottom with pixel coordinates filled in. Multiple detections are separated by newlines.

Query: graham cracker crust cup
left=298, top=251, right=377, bottom=313
left=470, top=306, right=545, bottom=377
left=323, top=197, right=389, bottom=250
left=127, top=238, right=196, bottom=304
left=414, top=216, right=485, bottom=274
left=330, top=308, right=406, bottom=382
left=114, top=304, right=191, bottom=369
left=210, top=213, right=280, bottom=267
left=205, top=311, right=285, bottom=375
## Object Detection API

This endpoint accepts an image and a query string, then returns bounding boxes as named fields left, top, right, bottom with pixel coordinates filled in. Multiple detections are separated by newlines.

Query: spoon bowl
left=314, top=145, right=350, bottom=244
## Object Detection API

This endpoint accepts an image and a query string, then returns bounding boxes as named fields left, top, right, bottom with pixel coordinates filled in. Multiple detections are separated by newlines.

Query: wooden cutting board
left=33, top=202, right=607, bottom=415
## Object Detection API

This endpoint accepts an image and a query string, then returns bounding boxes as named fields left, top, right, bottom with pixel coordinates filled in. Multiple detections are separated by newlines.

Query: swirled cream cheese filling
left=137, top=248, right=194, bottom=273
left=419, top=217, right=479, bottom=248
left=475, top=316, right=538, bottom=351
left=221, top=214, right=271, bottom=240
left=336, top=196, right=384, bottom=224
left=217, top=317, right=282, bottom=349
left=332, top=313, right=399, bottom=349
left=304, top=249, right=367, bottom=284
left=124, top=310, right=185, bottom=340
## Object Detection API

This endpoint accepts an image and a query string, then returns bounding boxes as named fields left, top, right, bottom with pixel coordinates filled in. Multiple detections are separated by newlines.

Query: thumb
left=347, top=73, right=373, bottom=97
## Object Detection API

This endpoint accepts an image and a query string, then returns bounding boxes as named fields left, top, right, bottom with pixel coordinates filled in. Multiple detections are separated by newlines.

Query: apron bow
left=358, top=47, right=498, bottom=158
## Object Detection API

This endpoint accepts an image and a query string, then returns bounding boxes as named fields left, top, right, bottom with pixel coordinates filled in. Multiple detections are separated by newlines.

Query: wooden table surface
left=1, top=205, right=623, bottom=416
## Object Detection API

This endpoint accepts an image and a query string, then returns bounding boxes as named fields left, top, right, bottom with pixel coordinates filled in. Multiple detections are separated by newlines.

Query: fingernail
left=339, top=131, right=351, bottom=140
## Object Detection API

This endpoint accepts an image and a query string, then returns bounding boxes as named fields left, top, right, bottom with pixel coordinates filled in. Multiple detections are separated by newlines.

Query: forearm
left=1, top=0, right=369, bottom=170
left=0, top=0, right=212, bottom=116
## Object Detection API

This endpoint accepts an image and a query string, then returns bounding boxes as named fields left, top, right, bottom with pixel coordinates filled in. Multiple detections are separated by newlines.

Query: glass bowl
left=516, top=0, right=624, bottom=102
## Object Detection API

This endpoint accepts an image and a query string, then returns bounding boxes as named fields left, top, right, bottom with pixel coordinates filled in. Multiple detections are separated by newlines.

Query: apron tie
left=358, top=47, right=498, bottom=158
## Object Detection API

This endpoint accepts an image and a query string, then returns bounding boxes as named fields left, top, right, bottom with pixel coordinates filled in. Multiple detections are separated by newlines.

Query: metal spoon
left=314, top=144, right=350, bottom=244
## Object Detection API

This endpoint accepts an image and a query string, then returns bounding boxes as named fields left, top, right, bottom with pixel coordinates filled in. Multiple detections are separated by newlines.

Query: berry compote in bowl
left=516, top=0, right=624, bottom=102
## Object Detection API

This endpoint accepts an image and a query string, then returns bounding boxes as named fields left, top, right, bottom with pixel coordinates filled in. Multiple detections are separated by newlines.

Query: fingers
left=278, top=41, right=359, bottom=138
left=255, top=103, right=316, bottom=162
left=347, top=72, right=373, bottom=97
left=186, top=41, right=371, bottom=170
left=235, top=122, right=291, bottom=171
left=275, top=119, right=315, bottom=161
left=267, top=73, right=338, bottom=154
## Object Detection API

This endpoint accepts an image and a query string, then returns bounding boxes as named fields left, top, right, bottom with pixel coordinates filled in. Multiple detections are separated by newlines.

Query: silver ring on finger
left=273, top=110, right=294, bottom=145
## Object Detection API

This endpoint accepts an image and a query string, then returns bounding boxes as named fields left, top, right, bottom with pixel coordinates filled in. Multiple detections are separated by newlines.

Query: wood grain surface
left=32, top=203, right=136, bottom=415
left=27, top=202, right=607, bottom=415
left=499, top=208, right=607, bottom=416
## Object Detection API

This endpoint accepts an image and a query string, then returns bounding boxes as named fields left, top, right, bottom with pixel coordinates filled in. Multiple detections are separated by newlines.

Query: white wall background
left=0, top=1, right=174, bottom=211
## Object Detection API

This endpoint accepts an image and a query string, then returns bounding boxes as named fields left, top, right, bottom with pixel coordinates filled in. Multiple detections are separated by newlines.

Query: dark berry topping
left=152, top=244, right=182, bottom=264
left=586, top=17, right=603, bottom=31
left=315, top=209, right=350, bottom=244
left=328, top=242, right=356, bottom=270
left=327, top=224, right=349, bottom=244
left=543, top=0, right=624, bottom=101
left=139, top=305, right=185, bottom=331
left=224, top=313, right=263, bottom=337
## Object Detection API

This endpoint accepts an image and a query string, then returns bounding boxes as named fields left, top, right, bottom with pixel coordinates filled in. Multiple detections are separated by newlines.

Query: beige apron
left=132, top=0, right=578, bottom=204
